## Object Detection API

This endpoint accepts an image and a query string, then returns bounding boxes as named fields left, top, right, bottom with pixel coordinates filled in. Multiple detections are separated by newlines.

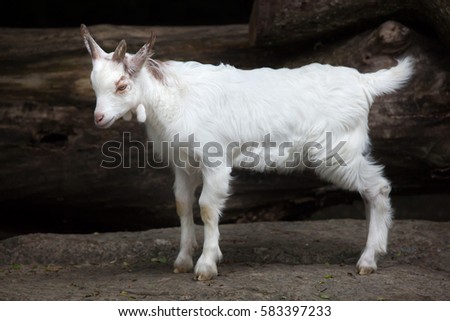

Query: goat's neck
left=137, top=64, right=182, bottom=137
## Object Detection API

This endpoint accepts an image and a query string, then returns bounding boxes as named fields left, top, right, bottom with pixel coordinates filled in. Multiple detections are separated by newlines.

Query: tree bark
left=249, top=0, right=450, bottom=48
left=0, top=22, right=449, bottom=235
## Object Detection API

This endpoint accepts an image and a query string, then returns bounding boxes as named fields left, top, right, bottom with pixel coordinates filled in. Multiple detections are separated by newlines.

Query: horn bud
left=113, top=39, right=127, bottom=62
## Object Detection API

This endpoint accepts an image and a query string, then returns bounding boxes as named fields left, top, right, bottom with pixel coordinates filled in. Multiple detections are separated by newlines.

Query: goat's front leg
left=173, top=168, right=201, bottom=274
left=195, top=167, right=231, bottom=281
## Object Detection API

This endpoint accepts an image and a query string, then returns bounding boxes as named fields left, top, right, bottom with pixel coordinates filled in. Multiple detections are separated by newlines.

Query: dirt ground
left=0, top=219, right=448, bottom=300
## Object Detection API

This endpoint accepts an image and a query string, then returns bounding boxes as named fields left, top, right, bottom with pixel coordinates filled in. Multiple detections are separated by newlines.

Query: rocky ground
left=0, top=219, right=448, bottom=300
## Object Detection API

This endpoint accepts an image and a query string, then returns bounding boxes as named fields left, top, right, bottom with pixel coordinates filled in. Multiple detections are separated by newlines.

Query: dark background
left=2, top=0, right=254, bottom=27
left=1, top=0, right=449, bottom=238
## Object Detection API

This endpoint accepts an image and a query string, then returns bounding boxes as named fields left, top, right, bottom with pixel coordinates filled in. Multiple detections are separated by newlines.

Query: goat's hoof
left=194, top=258, right=218, bottom=281
left=194, top=266, right=218, bottom=281
left=173, top=256, right=194, bottom=273
left=174, top=266, right=192, bottom=274
left=357, top=265, right=376, bottom=275
left=357, top=253, right=377, bottom=275
left=195, top=271, right=217, bottom=281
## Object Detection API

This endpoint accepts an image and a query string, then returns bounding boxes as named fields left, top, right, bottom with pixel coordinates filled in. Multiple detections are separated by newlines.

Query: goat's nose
left=95, top=112, right=104, bottom=123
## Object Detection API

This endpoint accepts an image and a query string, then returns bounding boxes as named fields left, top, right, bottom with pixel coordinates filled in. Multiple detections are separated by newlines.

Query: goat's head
left=81, top=24, right=155, bottom=128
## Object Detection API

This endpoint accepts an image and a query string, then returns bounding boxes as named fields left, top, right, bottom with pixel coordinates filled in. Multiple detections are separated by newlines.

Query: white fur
left=122, top=110, right=132, bottom=121
left=82, top=28, right=413, bottom=280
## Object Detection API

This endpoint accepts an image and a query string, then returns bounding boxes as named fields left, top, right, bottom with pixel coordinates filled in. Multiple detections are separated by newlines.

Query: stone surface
left=0, top=219, right=448, bottom=300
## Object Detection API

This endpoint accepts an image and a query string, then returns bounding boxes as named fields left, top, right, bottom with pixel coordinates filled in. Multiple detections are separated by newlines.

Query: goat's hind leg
left=315, top=155, right=393, bottom=275
left=357, top=168, right=393, bottom=275
left=173, top=168, right=201, bottom=273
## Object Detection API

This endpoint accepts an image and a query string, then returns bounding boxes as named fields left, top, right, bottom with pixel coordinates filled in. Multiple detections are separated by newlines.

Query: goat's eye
left=116, top=84, right=128, bottom=92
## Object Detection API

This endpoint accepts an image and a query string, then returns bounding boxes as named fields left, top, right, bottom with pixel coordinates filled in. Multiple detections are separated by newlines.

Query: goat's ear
left=112, top=40, right=127, bottom=62
left=127, top=32, right=157, bottom=75
left=80, top=24, right=105, bottom=60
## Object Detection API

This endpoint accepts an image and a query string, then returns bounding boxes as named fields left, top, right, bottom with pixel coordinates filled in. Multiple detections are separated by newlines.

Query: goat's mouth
left=96, top=116, right=117, bottom=129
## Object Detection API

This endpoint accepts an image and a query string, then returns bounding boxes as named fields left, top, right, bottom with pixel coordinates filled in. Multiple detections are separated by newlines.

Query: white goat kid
left=81, top=25, right=413, bottom=281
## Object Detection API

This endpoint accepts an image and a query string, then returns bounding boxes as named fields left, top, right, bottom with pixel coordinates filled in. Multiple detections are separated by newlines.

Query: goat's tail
left=362, top=56, right=414, bottom=97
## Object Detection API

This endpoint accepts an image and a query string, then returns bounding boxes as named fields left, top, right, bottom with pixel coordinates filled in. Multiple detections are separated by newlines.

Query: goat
left=81, top=25, right=413, bottom=281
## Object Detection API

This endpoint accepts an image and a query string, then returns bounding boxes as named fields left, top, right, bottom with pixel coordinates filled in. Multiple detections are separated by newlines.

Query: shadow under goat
left=80, top=24, right=413, bottom=281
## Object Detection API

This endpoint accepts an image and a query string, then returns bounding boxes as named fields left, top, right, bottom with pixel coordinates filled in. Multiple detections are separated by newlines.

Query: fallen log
left=249, top=0, right=450, bottom=48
